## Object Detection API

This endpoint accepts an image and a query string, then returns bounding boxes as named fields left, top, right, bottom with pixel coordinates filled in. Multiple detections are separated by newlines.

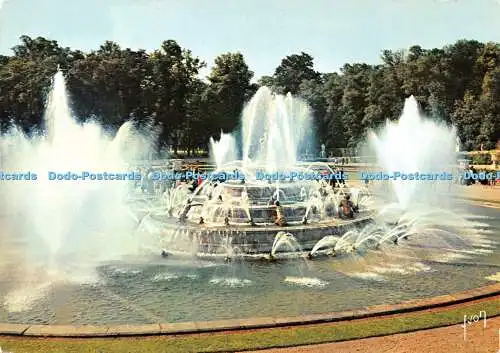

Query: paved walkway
left=351, top=181, right=500, bottom=206
left=458, top=184, right=500, bottom=204
left=243, top=315, right=500, bottom=353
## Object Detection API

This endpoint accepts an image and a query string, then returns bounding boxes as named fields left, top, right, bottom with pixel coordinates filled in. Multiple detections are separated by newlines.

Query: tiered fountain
left=142, top=87, right=373, bottom=259
left=0, top=70, right=497, bottom=326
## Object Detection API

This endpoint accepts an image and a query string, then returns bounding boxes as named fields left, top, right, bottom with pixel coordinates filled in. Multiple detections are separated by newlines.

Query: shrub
left=472, top=153, right=492, bottom=165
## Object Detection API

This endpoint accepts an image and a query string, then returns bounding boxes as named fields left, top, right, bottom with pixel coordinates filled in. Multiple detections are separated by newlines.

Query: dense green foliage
left=0, top=36, right=499, bottom=154
left=471, top=153, right=492, bottom=165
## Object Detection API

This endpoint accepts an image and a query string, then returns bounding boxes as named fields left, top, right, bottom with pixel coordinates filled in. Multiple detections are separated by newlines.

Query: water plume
left=0, top=70, right=156, bottom=307
left=209, top=131, right=237, bottom=169
left=367, top=96, right=458, bottom=209
left=241, top=87, right=312, bottom=171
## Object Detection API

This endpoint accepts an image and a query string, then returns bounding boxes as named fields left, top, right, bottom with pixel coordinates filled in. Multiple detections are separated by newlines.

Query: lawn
left=0, top=298, right=498, bottom=353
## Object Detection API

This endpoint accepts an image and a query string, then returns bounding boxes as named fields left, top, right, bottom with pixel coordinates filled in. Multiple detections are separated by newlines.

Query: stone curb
left=458, top=196, right=500, bottom=205
left=1, top=283, right=499, bottom=337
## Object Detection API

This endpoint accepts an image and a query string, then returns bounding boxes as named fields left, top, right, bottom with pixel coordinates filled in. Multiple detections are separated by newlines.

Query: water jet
left=0, top=80, right=496, bottom=326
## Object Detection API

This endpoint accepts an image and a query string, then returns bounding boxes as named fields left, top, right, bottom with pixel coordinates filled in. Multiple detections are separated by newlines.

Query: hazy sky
left=1, top=0, right=499, bottom=78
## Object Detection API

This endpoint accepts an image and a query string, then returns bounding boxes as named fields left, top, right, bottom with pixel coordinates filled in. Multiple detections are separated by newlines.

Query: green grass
left=0, top=299, right=498, bottom=353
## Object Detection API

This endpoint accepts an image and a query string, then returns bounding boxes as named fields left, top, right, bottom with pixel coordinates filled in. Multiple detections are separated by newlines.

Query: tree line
left=0, top=35, right=498, bottom=155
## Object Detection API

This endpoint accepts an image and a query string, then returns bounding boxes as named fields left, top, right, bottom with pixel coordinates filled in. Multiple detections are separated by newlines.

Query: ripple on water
left=456, top=248, right=494, bottom=255
left=432, top=252, right=473, bottom=262
left=4, top=282, right=53, bottom=313
left=348, top=272, right=387, bottom=282
left=151, top=273, right=198, bottom=282
left=110, top=267, right=142, bottom=275
left=151, top=273, right=179, bottom=281
left=284, top=276, right=329, bottom=288
left=408, top=262, right=434, bottom=272
left=209, top=277, right=252, bottom=287
left=369, top=262, right=433, bottom=275
left=485, top=272, right=500, bottom=282
left=473, top=239, right=499, bottom=248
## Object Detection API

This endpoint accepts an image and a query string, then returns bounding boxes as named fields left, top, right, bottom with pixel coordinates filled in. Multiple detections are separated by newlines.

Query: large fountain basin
left=154, top=211, right=373, bottom=256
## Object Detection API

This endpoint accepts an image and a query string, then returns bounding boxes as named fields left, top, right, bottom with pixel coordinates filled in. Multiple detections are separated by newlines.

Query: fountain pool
left=0, top=74, right=498, bottom=326
left=1, top=203, right=498, bottom=324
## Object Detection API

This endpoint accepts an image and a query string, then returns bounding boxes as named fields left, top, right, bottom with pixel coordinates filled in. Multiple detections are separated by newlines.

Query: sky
left=0, top=0, right=500, bottom=79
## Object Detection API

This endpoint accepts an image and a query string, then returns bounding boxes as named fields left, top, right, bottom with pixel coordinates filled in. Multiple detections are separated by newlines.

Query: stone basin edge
left=0, top=283, right=498, bottom=337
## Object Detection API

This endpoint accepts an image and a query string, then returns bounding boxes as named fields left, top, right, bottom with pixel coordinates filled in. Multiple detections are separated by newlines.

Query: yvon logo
left=461, top=310, right=487, bottom=341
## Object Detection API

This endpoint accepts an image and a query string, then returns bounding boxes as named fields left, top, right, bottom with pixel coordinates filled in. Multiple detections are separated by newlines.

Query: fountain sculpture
left=0, top=71, right=496, bottom=325
left=140, top=87, right=373, bottom=259
left=137, top=94, right=484, bottom=263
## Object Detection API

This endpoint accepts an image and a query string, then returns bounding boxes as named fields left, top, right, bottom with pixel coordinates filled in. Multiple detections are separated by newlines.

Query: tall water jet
left=0, top=70, right=155, bottom=287
left=241, top=87, right=312, bottom=171
left=163, top=86, right=373, bottom=258
left=368, top=96, right=458, bottom=209
left=209, top=131, right=238, bottom=169
left=45, top=71, right=74, bottom=147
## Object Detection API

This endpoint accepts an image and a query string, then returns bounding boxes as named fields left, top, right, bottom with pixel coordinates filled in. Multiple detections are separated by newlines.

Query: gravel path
left=243, top=315, right=500, bottom=353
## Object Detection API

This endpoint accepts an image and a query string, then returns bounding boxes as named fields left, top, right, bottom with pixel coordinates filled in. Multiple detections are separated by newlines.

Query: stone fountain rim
left=159, top=213, right=374, bottom=232
left=1, top=283, right=499, bottom=337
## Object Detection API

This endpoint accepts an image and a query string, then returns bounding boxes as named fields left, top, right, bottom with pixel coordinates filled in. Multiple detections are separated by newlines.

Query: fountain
left=0, top=76, right=498, bottom=327
left=209, top=131, right=237, bottom=169
left=139, top=87, right=373, bottom=259
left=241, top=87, right=311, bottom=170
left=136, top=93, right=485, bottom=264
left=305, top=95, right=478, bottom=258
left=0, top=70, right=155, bottom=311
left=368, top=96, right=458, bottom=209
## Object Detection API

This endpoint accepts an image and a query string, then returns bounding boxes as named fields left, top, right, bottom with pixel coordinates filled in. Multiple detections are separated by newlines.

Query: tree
left=273, top=52, right=320, bottom=95
left=181, top=79, right=210, bottom=155
left=147, top=40, right=205, bottom=152
left=441, top=40, right=484, bottom=101
left=257, top=75, right=275, bottom=89
left=67, top=42, right=150, bottom=128
left=206, top=52, right=253, bottom=133
left=0, top=36, right=79, bottom=132
left=340, top=63, right=372, bottom=147
left=451, top=91, right=483, bottom=150
left=298, top=78, right=326, bottom=150
left=1, top=35, right=499, bottom=152
left=364, top=65, right=404, bottom=129
left=322, top=73, right=347, bottom=149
